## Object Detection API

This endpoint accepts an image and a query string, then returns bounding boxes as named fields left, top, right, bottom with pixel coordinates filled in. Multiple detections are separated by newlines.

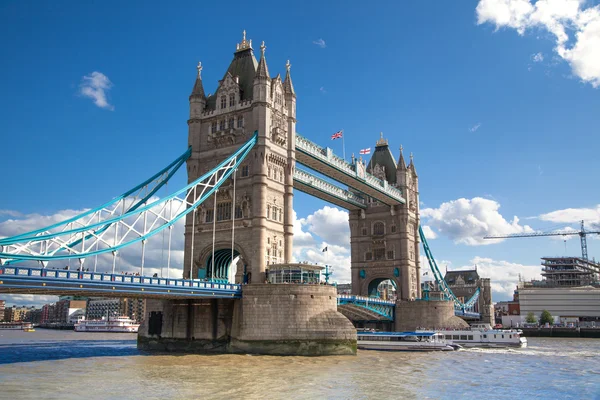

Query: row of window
left=363, top=249, right=415, bottom=261
left=205, top=202, right=243, bottom=223
left=221, top=94, right=236, bottom=109
left=267, top=205, right=283, bottom=222
left=365, top=249, right=395, bottom=261
left=211, top=116, right=244, bottom=133
left=268, top=165, right=284, bottom=182
left=361, top=224, right=396, bottom=236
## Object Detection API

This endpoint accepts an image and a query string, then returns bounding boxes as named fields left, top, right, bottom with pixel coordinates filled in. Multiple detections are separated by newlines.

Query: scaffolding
left=541, top=257, right=600, bottom=287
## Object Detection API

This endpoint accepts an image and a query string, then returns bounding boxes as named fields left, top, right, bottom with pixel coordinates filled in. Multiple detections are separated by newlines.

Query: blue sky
left=1, top=0, right=599, bottom=305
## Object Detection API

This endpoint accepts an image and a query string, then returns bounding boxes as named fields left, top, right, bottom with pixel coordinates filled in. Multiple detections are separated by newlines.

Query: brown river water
left=0, top=330, right=598, bottom=399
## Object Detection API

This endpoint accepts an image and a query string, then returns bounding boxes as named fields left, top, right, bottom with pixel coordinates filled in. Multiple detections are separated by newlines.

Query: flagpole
left=342, top=129, right=346, bottom=161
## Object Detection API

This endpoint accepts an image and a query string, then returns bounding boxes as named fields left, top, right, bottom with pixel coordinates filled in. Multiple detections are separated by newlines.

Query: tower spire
left=236, top=29, right=252, bottom=52
left=408, top=152, right=417, bottom=176
left=398, top=144, right=407, bottom=170
left=190, top=61, right=206, bottom=99
left=255, top=41, right=270, bottom=79
left=283, top=60, right=295, bottom=96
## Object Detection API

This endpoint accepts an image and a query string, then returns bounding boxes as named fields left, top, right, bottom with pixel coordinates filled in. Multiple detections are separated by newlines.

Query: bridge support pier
left=394, top=300, right=469, bottom=331
left=138, top=284, right=357, bottom=356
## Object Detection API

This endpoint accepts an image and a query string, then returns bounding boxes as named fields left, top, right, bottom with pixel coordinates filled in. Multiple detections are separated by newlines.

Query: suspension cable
left=190, top=198, right=196, bottom=279
left=141, top=203, right=147, bottom=276
left=94, top=214, right=99, bottom=272
left=231, top=168, right=237, bottom=282
left=212, top=189, right=218, bottom=282
left=167, top=196, right=173, bottom=280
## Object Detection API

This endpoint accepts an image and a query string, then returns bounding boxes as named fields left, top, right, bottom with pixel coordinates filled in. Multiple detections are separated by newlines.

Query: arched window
left=237, top=116, right=244, bottom=128
left=220, top=96, right=227, bottom=109
left=373, top=222, right=384, bottom=236
left=229, top=93, right=235, bottom=107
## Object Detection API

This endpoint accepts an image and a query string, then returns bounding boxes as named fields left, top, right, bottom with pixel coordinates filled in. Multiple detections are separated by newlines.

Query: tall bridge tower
left=183, top=31, right=296, bottom=284
left=350, top=136, right=421, bottom=300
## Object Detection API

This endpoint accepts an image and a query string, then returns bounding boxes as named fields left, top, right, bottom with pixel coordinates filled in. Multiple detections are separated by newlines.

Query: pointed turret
left=408, top=152, right=417, bottom=176
left=398, top=144, right=407, bottom=170
left=255, top=41, right=270, bottom=80
left=366, top=132, right=397, bottom=183
left=283, top=60, right=295, bottom=97
left=190, top=62, right=206, bottom=100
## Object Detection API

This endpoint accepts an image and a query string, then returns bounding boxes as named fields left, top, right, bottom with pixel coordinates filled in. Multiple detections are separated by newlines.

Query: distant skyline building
left=86, top=298, right=145, bottom=323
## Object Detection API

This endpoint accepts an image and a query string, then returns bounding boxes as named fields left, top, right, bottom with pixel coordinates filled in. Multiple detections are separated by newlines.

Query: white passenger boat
left=0, top=322, right=34, bottom=331
left=433, top=324, right=527, bottom=348
left=357, top=331, right=458, bottom=352
left=74, top=316, right=140, bottom=333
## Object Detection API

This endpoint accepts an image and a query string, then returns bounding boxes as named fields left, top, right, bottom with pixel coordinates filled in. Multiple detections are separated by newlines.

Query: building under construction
left=541, top=256, right=600, bottom=287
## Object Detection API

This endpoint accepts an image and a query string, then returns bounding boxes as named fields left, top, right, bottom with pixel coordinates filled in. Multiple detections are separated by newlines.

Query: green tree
left=525, top=312, right=536, bottom=323
left=540, top=310, right=554, bottom=325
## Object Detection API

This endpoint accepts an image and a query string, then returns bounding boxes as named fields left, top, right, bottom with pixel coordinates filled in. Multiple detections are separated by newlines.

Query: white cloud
left=422, top=225, right=438, bottom=240
left=292, top=206, right=351, bottom=283
left=452, top=256, right=541, bottom=300
left=532, top=52, right=545, bottom=62
left=538, top=204, right=600, bottom=224
left=476, top=0, right=600, bottom=87
left=2, top=295, right=59, bottom=308
left=469, top=122, right=482, bottom=132
left=79, top=71, right=114, bottom=110
left=312, top=38, right=327, bottom=48
left=319, top=86, right=327, bottom=94
left=421, top=197, right=534, bottom=245
left=300, top=206, right=349, bottom=247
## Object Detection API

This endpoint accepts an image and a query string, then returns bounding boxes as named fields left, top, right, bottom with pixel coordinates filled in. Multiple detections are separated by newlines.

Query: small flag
left=359, top=148, right=371, bottom=155
left=322, top=247, right=328, bottom=252
left=331, top=131, right=343, bottom=140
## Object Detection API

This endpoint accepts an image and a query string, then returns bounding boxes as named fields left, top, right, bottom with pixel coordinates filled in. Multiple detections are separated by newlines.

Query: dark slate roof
left=444, top=269, right=480, bottom=285
left=283, top=67, right=295, bottom=96
left=190, top=76, right=206, bottom=98
left=224, top=48, right=258, bottom=101
left=366, top=143, right=398, bottom=184
left=255, top=52, right=270, bottom=80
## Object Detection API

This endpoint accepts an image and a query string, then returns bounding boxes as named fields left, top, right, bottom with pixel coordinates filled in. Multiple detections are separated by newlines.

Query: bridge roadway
left=0, top=265, right=241, bottom=299
left=295, top=134, right=405, bottom=206
left=0, top=266, right=480, bottom=319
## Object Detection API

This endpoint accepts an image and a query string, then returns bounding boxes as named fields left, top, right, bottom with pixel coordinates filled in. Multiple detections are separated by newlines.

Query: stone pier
left=395, top=300, right=469, bottom=331
left=138, top=284, right=357, bottom=356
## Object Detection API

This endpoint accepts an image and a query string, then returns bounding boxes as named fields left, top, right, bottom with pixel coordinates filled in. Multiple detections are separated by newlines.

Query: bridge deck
left=295, top=134, right=405, bottom=206
left=293, top=168, right=366, bottom=210
left=0, top=266, right=241, bottom=299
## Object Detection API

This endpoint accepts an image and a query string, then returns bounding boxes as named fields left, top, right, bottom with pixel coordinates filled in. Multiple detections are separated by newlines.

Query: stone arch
left=195, top=241, right=251, bottom=283
left=361, top=274, right=402, bottom=300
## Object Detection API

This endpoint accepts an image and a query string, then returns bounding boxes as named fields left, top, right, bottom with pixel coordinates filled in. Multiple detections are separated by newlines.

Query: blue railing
left=0, top=265, right=242, bottom=292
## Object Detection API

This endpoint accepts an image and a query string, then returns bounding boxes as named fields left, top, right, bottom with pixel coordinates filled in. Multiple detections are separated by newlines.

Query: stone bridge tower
left=183, top=31, right=296, bottom=284
left=350, top=135, right=421, bottom=300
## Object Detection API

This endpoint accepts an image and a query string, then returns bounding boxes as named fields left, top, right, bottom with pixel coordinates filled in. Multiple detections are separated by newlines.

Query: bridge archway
left=363, top=277, right=401, bottom=300
left=195, top=243, right=249, bottom=283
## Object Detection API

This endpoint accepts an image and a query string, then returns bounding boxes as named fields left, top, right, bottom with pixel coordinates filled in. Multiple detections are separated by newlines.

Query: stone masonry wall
left=231, top=284, right=357, bottom=355
left=395, top=300, right=469, bottom=331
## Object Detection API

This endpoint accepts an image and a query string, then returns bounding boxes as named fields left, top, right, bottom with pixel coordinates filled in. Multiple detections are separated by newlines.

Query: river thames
left=0, top=330, right=598, bottom=399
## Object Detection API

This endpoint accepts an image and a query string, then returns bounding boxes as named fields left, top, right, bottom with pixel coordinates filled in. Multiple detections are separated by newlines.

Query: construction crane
left=484, top=220, right=600, bottom=261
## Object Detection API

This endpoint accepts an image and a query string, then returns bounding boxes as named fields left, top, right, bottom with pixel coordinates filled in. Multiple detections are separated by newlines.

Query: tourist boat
left=0, top=322, right=34, bottom=331
left=433, top=324, right=527, bottom=348
left=357, top=331, right=459, bottom=352
left=74, top=316, right=140, bottom=333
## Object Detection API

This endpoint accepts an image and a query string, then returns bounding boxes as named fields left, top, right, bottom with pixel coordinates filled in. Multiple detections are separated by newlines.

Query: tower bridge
left=0, top=31, right=482, bottom=355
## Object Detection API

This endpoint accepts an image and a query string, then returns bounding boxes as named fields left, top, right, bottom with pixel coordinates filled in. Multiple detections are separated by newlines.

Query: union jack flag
left=331, top=131, right=343, bottom=140
left=359, top=148, right=371, bottom=155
